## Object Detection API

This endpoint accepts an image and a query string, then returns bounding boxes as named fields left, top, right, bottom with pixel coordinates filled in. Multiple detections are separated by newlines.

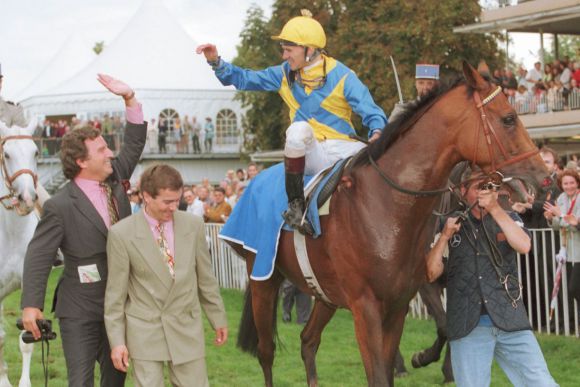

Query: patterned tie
left=100, top=182, right=119, bottom=226
left=155, top=223, right=175, bottom=279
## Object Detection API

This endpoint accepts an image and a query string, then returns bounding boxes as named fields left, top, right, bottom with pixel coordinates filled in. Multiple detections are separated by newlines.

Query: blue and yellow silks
left=213, top=55, right=388, bottom=140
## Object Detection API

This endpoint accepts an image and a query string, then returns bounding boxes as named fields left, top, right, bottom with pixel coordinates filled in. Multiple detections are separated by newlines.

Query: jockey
left=197, top=10, right=387, bottom=235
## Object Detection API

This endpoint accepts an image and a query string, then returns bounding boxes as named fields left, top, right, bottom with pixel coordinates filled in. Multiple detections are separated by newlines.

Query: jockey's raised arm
left=196, top=9, right=387, bottom=236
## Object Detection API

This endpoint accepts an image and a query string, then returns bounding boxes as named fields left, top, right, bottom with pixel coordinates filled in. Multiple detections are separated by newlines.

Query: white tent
left=21, top=0, right=243, bottom=153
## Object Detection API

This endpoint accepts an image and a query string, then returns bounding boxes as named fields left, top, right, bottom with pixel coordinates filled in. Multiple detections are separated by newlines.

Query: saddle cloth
left=219, top=159, right=349, bottom=280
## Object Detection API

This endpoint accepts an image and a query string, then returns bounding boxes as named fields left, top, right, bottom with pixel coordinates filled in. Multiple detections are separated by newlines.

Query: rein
left=368, top=85, right=538, bottom=197
left=0, top=135, right=39, bottom=214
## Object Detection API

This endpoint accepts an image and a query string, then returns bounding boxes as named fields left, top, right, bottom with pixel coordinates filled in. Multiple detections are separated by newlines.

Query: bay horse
left=226, top=62, right=548, bottom=386
left=0, top=119, right=40, bottom=387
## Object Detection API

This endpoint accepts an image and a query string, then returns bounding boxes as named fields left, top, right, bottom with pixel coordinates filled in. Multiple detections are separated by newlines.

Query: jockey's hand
left=442, top=217, right=461, bottom=239
left=196, top=44, right=219, bottom=62
left=369, top=131, right=381, bottom=142
left=21, top=307, right=44, bottom=340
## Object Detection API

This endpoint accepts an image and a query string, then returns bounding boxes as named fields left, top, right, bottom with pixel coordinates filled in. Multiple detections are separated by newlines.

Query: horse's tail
left=236, top=286, right=281, bottom=357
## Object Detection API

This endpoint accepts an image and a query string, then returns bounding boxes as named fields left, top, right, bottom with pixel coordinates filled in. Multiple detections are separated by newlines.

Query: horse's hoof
left=395, top=371, right=409, bottom=378
left=411, top=353, right=423, bottom=368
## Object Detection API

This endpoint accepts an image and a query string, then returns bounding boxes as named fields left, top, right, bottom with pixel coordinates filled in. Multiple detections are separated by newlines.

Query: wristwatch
left=207, top=56, right=222, bottom=70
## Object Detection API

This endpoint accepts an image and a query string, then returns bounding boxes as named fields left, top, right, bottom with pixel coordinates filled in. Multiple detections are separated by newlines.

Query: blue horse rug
left=219, top=161, right=346, bottom=280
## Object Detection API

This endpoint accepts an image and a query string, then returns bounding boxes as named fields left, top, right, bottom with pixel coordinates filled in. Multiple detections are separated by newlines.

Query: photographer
left=425, top=170, right=557, bottom=387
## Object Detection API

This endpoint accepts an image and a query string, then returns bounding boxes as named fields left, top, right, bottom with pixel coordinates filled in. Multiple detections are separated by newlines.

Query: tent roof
left=454, top=0, right=580, bottom=35
left=16, top=33, right=97, bottom=100
left=32, top=0, right=227, bottom=97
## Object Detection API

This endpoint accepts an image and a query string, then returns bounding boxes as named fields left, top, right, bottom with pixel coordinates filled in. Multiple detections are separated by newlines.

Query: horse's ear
left=24, top=118, right=37, bottom=136
left=462, top=61, right=487, bottom=91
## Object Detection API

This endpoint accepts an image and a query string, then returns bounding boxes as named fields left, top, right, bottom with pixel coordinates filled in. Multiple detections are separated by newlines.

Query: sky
left=0, top=0, right=542, bottom=100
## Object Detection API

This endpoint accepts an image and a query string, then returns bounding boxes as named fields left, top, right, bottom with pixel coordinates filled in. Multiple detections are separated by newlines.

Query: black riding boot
left=282, top=156, right=314, bottom=236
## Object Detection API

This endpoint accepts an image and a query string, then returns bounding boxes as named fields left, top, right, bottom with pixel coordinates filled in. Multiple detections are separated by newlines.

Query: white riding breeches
left=284, top=121, right=366, bottom=175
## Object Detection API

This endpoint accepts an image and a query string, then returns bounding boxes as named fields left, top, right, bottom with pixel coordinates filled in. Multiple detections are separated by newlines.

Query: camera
left=16, top=318, right=57, bottom=344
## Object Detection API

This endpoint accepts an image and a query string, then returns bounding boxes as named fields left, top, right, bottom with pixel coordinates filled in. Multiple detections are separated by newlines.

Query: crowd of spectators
left=146, top=115, right=218, bottom=155
left=37, top=114, right=125, bottom=157
left=127, top=162, right=261, bottom=225
left=491, top=56, right=580, bottom=114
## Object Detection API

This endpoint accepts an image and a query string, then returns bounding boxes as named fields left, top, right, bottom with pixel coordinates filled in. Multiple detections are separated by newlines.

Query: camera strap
left=40, top=337, right=50, bottom=387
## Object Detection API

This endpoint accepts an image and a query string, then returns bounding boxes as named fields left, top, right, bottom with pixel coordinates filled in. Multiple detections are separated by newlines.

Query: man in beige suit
left=104, top=164, right=228, bottom=387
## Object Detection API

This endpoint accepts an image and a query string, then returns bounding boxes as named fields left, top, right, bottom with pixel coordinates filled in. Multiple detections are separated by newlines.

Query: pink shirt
left=126, top=103, right=144, bottom=125
left=74, top=178, right=115, bottom=229
left=74, top=104, right=143, bottom=228
left=143, top=208, right=175, bottom=257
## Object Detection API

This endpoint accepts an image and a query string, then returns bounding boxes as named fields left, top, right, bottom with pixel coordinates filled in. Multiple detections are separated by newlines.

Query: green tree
left=93, top=41, right=105, bottom=55
left=233, top=5, right=286, bottom=152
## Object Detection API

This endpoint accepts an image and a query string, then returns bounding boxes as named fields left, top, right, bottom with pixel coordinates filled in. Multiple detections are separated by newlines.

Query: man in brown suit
left=105, top=164, right=228, bottom=387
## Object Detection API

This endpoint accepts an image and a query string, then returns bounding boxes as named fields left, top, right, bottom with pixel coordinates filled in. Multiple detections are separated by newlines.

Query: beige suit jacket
left=104, top=210, right=227, bottom=365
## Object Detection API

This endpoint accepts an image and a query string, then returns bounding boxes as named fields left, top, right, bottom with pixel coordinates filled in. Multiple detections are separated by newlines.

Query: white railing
left=205, top=223, right=248, bottom=291
left=508, top=89, right=580, bottom=115
left=205, top=224, right=578, bottom=336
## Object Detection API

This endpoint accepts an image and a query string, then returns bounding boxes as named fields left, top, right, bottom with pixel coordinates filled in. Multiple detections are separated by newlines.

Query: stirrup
left=283, top=202, right=314, bottom=236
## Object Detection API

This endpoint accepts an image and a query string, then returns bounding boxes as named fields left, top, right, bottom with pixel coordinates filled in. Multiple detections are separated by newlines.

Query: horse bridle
left=368, top=85, right=539, bottom=197
left=0, top=135, right=39, bottom=212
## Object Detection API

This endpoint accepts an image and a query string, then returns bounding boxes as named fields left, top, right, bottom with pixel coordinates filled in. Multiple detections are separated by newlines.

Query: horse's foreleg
left=17, top=333, right=32, bottom=387
left=250, top=274, right=284, bottom=387
left=0, top=309, right=12, bottom=387
left=394, top=348, right=408, bottom=377
left=382, top=308, right=408, bottom=387
left=351, top=299, right=388, bottom=387
left=300, top=300, right=336, bottom=387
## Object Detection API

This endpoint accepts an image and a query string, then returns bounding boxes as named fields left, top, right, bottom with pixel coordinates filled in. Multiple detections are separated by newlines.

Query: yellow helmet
left=272, top=9, right=326, bottom=49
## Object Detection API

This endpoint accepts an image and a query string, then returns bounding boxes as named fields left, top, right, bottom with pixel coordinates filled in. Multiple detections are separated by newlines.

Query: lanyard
left=566, top=192, right=578, bottom=216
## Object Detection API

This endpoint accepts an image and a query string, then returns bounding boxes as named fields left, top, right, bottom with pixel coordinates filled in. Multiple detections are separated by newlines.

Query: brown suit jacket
left=104, top=210, right=227, bottom=365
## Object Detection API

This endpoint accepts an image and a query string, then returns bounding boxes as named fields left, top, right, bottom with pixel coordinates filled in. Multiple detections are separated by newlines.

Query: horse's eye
left=4, top=153, right=9, bottom=160
left=502, top=114, right=516, bottom=127
left=35, top=150, right=39, bottom=157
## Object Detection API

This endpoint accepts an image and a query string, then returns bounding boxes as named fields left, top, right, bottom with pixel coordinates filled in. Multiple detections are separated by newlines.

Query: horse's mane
left=351, top=74, right=466, bottom=169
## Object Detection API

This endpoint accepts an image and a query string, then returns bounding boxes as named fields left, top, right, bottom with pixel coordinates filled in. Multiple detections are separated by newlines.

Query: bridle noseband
left=0, top=135, right=39, bottom=213
left=369, top=85, right=539, bottom=197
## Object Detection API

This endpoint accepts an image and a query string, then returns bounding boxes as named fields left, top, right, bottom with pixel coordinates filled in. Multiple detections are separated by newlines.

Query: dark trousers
left=158, top=135, right=166, bottom=153
left=59, top=318, right=125, bottom=387
left=192, top=135, right=201, bottom=153
left=281, top=280, right=312, bottom=324
left=204, top=138, right=212, bottom=152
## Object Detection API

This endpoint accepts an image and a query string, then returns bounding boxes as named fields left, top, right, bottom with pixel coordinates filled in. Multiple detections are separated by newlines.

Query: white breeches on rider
left=284, top=121, right=366, bottom=175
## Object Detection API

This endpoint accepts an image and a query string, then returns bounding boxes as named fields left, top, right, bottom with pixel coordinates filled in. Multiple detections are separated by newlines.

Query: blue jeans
left=449, top=315, right=558, bottom=387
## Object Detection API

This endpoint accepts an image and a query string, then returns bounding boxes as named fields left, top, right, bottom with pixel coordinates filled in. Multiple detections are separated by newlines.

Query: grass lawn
left=1, top=268, right=579, bottom=386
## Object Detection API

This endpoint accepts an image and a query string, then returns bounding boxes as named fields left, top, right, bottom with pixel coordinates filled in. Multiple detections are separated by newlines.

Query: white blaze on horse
left=0, top=119, right=40, bottom=387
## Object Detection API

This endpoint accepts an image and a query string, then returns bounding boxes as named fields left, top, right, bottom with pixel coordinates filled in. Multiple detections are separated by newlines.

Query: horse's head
left=0, top=119, right=39, bottom=215
left=454, top=61, right=548, bottom=198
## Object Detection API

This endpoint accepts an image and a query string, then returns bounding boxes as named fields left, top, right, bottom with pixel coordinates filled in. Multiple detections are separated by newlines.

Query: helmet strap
left=304, top=47, right=321, bottom=63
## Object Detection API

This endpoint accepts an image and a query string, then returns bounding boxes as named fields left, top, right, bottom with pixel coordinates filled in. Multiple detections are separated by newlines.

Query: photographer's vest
left=446, top=212, right=531, bottom=340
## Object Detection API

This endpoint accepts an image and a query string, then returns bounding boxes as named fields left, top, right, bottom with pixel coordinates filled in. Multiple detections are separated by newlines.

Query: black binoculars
left=16, top=318, right=58, bottom=344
